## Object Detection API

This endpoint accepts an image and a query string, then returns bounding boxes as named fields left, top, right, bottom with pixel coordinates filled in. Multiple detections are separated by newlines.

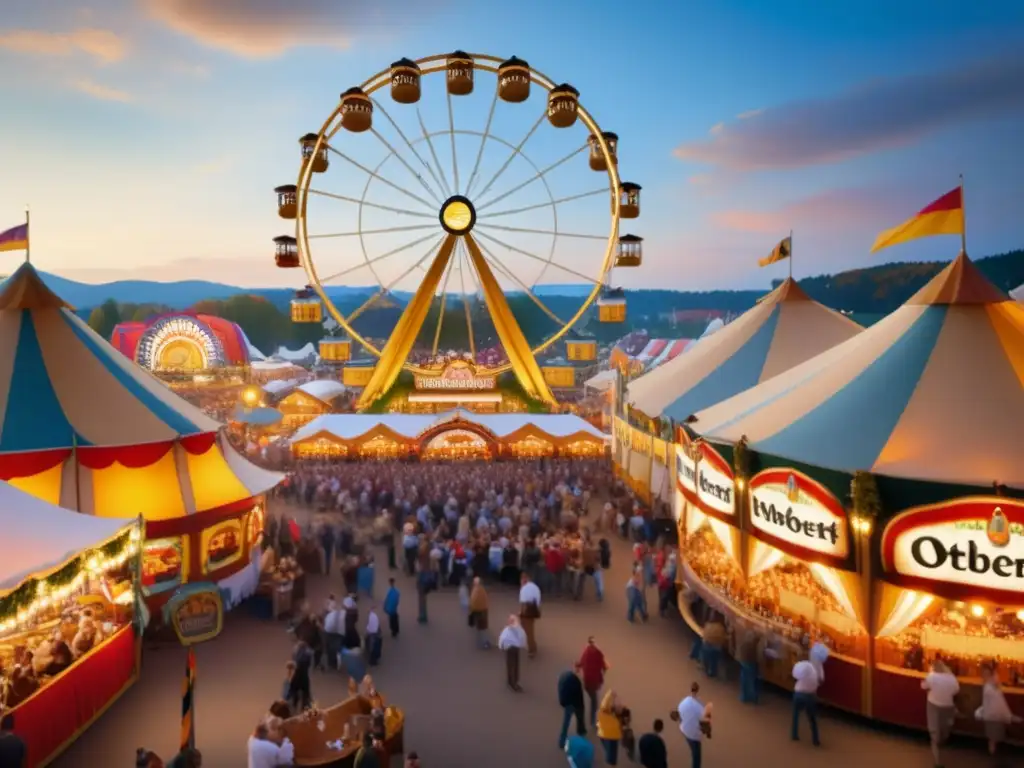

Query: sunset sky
left=1, top=0, right=1022, bottom=291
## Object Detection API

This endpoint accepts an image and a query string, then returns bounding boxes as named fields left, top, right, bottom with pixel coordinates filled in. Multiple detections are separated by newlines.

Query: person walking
left=791, top=648, right=825, bottom=746
left=320, top=524, right=336, bottom=576
left=672, top=682, right=710, bottom=768
left=736, top=626, right=760, bottom=704
left=0, top=713, right=27, bottom=768
left=468, top=577, right=491, bottom=649
left=700, top=614, right=727, bottom=678
left=637, top=719, right=668, bottom=768
left=416, top=564, right=432, bottom=625
left=365, top=605, right=382, bottom=666
left=565, top=733, right=594, bottom=768
left=596, top=690, right=623, bottom=765
left=626, top=572, right=648, bottom=624
left=557, top=668, right=587, bottom=749
left=518, top=572, right=542, bottom=658
left=323, top=599, right=343, bottom=671
left=978, top=661, right=1022, bottom=763
left=498, top=614, right=527, bottom=692
left=576, top=636, right=609, bottom=728
left=383, top=578, right=400, bottom=639
left=288, top=640, right=314, bottom=712
left=922, top=658, right=959, bottom=767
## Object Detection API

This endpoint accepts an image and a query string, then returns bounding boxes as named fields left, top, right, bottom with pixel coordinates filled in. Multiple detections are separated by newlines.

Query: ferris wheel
left=273, top=52, right=642, bottom=408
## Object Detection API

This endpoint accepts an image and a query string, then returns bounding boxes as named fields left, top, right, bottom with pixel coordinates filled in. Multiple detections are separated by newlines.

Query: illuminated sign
left=676, top=440, right=735, bottom=517
left=414, top=361, right=495, bottom=391
left=676, top=443, right=696, bottom=494
left=881, top=497, right=1024, bottom=601
left=749, top=469, right=848, bottom=561
left=165, top=584, right=224, bottom=646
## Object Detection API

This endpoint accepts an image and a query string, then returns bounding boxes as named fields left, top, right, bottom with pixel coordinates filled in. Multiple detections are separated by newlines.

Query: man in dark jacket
left=557, top=669, right=587, bottom=749
left=637, top=719, right=668, bottom=768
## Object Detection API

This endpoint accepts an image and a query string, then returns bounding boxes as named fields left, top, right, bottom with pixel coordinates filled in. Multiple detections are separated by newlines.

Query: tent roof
left=1, top=481, right=134, bottom=591
left=1011, top=283, right=1023, bottom=302
left=0, top=263, right=221, bottom=453
left=691, top=254, right=1024, bottom=488
left=296, top=379, right=345, bottom=403
left=291, top=409, right=608, bottom=443
left=626, top=278, right=861, bottom=420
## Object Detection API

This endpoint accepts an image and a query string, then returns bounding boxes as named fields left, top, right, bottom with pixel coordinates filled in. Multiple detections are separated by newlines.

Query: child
left=618, top=706, right=636, bottom=761
left=281, top=661, right=296, bottom=701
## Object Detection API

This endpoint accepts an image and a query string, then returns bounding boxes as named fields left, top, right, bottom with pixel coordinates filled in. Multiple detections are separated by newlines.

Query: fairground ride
left=273, top=52, right=643, bottom=410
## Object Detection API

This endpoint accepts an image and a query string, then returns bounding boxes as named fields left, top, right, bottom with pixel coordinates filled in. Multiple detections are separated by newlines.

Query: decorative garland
left=850, top=470, right=881, bottom=521
left=0, top=529, right=133, bottom=623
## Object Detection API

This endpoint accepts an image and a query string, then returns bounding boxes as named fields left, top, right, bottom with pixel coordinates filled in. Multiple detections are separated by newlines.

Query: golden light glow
left=970, top=604, right=986, bottom=618
left=442, top=200, right=473, bottom=233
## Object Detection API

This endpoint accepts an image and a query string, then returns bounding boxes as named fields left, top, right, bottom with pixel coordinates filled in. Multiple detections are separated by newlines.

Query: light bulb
left=970, top=604, right=985, bottom=618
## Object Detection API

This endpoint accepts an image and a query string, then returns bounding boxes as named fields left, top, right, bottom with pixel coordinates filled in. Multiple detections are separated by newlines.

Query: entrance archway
left=418, top=419, right=498, bottom=461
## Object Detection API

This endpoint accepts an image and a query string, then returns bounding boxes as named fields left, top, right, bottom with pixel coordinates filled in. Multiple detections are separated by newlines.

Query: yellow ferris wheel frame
left=295, top=52, right=622, bottom=398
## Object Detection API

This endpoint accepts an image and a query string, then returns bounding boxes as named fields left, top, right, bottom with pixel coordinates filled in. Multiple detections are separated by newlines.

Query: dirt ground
left=55, top=503, right=997, bottom=767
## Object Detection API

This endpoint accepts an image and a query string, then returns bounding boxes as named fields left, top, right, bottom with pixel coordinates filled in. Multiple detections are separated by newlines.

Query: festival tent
left=689, top=254, right=1024, bottom=489
left=610, top=338, right=692, bottom=376
left=296, top=379, right=346, bottom=404
left=584, top=368, right=618, bottom=393
left=0, top=264, right=282, bottom=598
left=271, top=342, right=319, bottom=365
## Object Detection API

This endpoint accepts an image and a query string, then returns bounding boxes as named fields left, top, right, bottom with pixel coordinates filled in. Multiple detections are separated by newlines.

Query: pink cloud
left=675, top=52, right=1024, bottom=171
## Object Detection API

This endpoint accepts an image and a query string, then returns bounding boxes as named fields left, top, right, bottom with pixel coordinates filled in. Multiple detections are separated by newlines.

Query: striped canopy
left=691, top=254, right=1024, bottom=488
left=626, top=279, right=861, bottom=420
left=0, top=263, right=220, bottom=466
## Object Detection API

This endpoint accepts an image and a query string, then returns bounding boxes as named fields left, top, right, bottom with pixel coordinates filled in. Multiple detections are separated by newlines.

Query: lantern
left=597, top=287, right=626, bottom=323
left=274, top=235, right=300, bottom=269
left=275, top=184, right=297, bottom=219
left=340, top=87, right=373, bottom=132
left=588, top=132, right=618, bottom=172
left=615, top=235, right=643, bottom=268
left=319, top=337, right=352, bottom=363
left=390, top=57, right=421, bottom=104
left=447, top=50, right=474, bottom=95
left=618, top=182, right=641, bottom=219
left=547, top=83, right=579, bottom=128
left=497, top=56, right=530, bottom=103
left=300, top=133, right=328, bottom=173
left=291, top=287, right=322, bottom=323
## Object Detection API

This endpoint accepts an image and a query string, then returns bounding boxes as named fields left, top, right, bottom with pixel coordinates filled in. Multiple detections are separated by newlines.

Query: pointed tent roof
left=0, top=263, right=221, bottom=455
left=691, top=253, right=1024, bottom=488
left=626, top=278, right=862, bottom=420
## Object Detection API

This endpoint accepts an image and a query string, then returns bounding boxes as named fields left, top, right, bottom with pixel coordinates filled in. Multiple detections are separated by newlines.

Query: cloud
left=144, top=0, right=417, bottom=58
left=57, top=256, right=307, bottom=288
left=711, top=186, right=907, bottom=236
left=70, top=77, right=132, bottom=102
left=675, top=52, right=1024, bottom=171
left=0, top=27, right=127, bottom=64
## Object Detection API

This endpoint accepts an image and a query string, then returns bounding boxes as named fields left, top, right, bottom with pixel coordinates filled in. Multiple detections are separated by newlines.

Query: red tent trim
left=0, top=448, right=72, bottom=480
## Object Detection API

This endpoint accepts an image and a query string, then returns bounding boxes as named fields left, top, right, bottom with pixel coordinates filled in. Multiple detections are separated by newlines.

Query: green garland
left=0, top=529, right=133, bottom=623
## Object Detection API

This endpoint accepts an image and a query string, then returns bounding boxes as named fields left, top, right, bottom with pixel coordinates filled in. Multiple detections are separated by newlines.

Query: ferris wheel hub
left=439, top=195, right=477, bottom=235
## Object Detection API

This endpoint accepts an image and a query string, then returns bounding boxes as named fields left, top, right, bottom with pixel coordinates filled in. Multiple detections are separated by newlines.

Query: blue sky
left=0, top=0, right=1022, bottom=291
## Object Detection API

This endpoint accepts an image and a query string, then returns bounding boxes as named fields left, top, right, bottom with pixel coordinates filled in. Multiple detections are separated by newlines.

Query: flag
left=0, top=223, right=28, bottom=253
left=180, top=647, right=196, bottom=751
left=870, top=187, right=963, bottom=253
left=758, top=236, right=791, bottom=267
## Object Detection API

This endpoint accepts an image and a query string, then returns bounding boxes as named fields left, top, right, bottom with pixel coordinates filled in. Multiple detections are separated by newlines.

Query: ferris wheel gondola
left=272, top=52, right=642, bottom=408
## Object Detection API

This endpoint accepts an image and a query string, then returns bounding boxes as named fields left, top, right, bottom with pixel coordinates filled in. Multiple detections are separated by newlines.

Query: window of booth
left=294, top=437, right=348, bottom=460
left=142, top=536, right=188, bottom=596
left=508, top=436, right=554, bottom=459
left=201, top=519, right=244, bottom=574
left=682, top=506, right=743, bottom=596
left=358, top=435, right=406, bottom=460
left=421, top=429, right=490, bottom=461
left=0, top=534, right=137, bottom=711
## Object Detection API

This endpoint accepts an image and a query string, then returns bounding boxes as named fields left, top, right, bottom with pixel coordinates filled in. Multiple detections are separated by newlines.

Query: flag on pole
left=0, top=223, right=28, bottom=253
left=180, top=647, right=196, bottom=751
left=758, top=236, right=791, bottom=267
left=870, top=187, right=963, bottom=253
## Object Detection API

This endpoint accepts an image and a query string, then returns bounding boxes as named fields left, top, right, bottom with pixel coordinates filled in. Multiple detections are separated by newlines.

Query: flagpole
left=958, top=175, right=967, bottom=255
left=788, top=229, right=793, bottom=280
left=24, top=207, right=30, bottom=264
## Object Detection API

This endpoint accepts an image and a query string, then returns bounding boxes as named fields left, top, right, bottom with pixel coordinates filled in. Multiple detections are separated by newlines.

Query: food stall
left=681, top=254, right=1024, bottom=738
left=0, top=482, right=142, bottom=766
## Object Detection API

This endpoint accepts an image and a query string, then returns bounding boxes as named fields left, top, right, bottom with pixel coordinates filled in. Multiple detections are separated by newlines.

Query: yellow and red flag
left=870, top=187, right=963, bottom=254
left=0, top=222, right=28, bottom=253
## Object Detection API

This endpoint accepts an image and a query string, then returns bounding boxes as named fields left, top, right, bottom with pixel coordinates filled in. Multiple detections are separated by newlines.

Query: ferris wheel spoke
left=319, top=232, right=440, bottom=284
left=369, top=129, right=443, bottom=206
left=416, top=109, right=453, bottom=199
left=326, top=144, right=436, bottom=209
left=478, top=187, right=608, bottom=219
left=476, top=223, right=606, bottom=240
left=473, top=229, right=601, bottom=285
left=473, top=237, right=566, bottom=326
left=345, top=235, right=446, bottom=325
left=309, top=223, right=437, bottom=239
left=372, top=99, right=449, bottom=207
left=447, top=91, right=460, bottom=195
left=308, top=189, right=435, bottom=218
left=463, top=90, right=499, bottom=198
left=456, top=240, right=476, bottom=360
left=432, top=255, right=456, bottom=356
left=475, top=145, right=588, bottom=212
left=474, top=113, right=546, bottom=201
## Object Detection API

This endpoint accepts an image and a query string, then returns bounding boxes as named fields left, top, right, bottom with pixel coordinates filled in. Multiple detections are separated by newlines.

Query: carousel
left=618, top=278, right=862, bottom=503
left=0, top=264, right=283, bottom=614
left=679, top=253, right=1024, bottom=738
left=273, top=51, right=643, bottom=413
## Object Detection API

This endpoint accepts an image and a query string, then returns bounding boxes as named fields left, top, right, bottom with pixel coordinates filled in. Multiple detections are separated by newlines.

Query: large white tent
left=1, top=481, right=136, bottom=591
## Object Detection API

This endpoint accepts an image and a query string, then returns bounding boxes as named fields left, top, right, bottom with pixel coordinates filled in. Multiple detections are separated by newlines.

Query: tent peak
left=0, top=262, right=72, bottom=311
left=907, top=251, right=1008, bottom=306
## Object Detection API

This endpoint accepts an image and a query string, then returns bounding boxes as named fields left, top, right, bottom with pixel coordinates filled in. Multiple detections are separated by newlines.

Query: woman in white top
left=977, top=662, right=1022, bottom=760
left=921, top=658, right=958, bottom=767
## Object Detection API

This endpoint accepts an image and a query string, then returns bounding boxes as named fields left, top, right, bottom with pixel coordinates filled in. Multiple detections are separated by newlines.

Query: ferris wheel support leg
left=355, top=234, right=459, bottom=410
left=462, top=234, right=557, bottom=407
